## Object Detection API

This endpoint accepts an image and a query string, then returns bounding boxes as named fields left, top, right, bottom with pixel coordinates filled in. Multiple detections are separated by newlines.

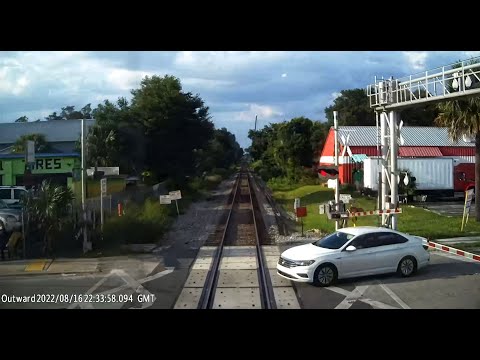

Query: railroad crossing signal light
left=318, top=166, right=339, bottom=179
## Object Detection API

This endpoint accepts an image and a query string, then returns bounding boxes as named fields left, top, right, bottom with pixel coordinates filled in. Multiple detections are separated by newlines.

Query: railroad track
left=197, top=170, right=275, bottom=309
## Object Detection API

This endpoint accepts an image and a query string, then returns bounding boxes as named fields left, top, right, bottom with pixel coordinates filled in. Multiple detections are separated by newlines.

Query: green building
left=0, top=153, right=81, bottom=190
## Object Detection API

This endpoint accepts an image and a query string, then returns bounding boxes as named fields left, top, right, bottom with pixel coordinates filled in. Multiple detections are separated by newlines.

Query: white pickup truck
left=0, top=186, right=28, bottom=206
left=0, top=199, right=22, bottom=233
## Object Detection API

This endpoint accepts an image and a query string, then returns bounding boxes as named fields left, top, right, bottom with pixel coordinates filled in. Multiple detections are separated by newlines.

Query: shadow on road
left=332, top=255, right=480, bottom=287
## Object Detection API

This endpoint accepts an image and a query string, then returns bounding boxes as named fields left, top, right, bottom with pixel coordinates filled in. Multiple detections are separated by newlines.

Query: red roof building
left=319, top=126, right=475, bottom=184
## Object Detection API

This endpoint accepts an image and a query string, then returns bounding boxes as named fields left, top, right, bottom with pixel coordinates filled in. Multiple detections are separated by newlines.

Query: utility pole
left=254, top=115, right=258, bottom=131
left=389, top=111, right=398, bottom=229
left=380, top=111, right=388, bottom=226
left=81, top=118, right=90, bottom=253
left=333, top=111, right=340, bottom=231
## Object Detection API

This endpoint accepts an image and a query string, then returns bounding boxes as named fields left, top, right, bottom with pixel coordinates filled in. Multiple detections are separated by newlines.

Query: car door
left=337, top=234, right=380, bottom=278
left=373, top=233, right=409, bottom=273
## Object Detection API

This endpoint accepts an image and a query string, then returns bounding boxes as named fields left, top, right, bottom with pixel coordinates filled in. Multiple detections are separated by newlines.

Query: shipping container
left=363, top=158, right=454, bottom=194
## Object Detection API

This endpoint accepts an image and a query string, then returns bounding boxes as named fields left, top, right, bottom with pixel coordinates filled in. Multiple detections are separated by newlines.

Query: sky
left=1, top=51, right=479, bottom=149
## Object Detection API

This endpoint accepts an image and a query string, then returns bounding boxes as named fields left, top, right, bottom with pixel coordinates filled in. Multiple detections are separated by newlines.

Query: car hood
left=281, top=243, right=337, bottom=261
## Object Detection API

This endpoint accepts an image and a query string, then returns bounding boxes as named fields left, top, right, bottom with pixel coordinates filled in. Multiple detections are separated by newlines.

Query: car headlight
left=295, top=260, right=316, bottom=266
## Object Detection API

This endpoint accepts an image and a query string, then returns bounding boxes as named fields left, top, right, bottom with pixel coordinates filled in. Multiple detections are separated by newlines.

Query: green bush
left=267, top=169, right=321, bottom=192
left=102, top=198, right=173, bottom=245
left=211, top=168, right=228, bottom=178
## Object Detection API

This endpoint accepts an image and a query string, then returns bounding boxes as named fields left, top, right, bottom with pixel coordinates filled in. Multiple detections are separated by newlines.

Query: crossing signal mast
left=367, top=57, right=480, bottom=229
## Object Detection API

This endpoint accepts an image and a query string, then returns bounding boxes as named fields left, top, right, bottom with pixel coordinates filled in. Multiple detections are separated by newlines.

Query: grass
left=272, top=184, right=480, bottom=240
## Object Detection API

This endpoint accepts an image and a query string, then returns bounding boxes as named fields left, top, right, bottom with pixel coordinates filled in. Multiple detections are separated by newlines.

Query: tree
left=87, top=98, right=138, bottom=173
left=435, top=59, right=480, bottom=220
left=12, top=133, right=51, bottom=153
left=45, top=112, right=63, bottom=121
left=247, top=117, right=326, bottom=182
left=23, top=180, right=74, bottom=256
left=325, top=89, right=375, bottom=126
left=400, top=90, right=439, bottom=126
left=60, top=106, right=83, bottom=120
left=81, top=104, right=93, bottom=119
left=15, top=116, right=28, bottom=123
left=130, top=75, right=214, bottom=181
left=198, top=128, right=243, bottom=172
left=325, top=87, right=439, bottom=127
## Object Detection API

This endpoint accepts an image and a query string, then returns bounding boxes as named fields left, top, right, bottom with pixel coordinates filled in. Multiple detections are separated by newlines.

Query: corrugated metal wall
left=439, top=147, right=475, bottom=156
left=349, top=146, right=379, bottom=156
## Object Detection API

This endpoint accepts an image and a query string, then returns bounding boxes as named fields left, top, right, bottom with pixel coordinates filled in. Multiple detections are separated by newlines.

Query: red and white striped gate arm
left=427, top=241, right=480, bottom=262
left=348, top=209, right=403, bottom=218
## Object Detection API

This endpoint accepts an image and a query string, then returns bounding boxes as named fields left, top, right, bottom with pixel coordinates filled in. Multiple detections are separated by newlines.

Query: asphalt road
left=0, top=243, right=198, bottom=309
left=283, top=251, right=480, bottom=309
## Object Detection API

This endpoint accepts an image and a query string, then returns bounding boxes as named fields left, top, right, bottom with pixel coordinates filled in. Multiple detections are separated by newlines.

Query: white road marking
left=68, top=268, right=174, bottom=309
left=327, top=286, right=353, bottom=297
left=379, top=283, right=410, bottom=309
left=327, top=285, right=400, bottom=309
left=113, top=270, right=155, bottom=309
left=360, top=298, right=399, bottom=309
left=335, top=285, right=369, bottom=309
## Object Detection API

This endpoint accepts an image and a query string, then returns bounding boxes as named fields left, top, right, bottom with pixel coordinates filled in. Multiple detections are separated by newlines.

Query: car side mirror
left=345, top=245, right=357, bottom=252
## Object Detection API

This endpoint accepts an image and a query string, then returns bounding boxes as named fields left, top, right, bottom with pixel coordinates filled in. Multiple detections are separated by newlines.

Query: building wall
left=319, top=129, right=335, bottom=164
left=0, top=155, right=80, bottom=187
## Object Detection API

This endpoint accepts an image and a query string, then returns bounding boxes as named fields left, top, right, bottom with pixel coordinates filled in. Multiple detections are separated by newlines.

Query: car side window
left=375, top=232, right=409, bottom=246
left=350, top=234, right=378, bottom=249
left=0, top=189, right=11, bottom=199
left=13, top=189, right=26, bottom=200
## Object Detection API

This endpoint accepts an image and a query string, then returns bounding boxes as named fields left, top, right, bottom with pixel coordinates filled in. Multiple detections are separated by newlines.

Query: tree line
left=13, top=75, right=243, bottom=184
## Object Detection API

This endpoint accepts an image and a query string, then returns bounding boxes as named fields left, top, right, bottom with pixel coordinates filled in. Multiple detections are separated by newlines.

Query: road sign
left=296, top=206, right=307, bottom=218
left=318, top=165, right=339, bottom=179
left=100, top=178, right=107, bottom=196
left=339, top=194, right=352, bottom=203
left=160, top=195, right=172, bottom=204
left=169, top=190, right=182, bottom=200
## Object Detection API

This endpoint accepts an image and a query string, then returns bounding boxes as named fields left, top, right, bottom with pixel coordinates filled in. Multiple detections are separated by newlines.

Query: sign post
left=100, top=178, right=107, bottom=232
left=169, top=190, right=182, bottom=216
left=296, top=206, right=307, bottom=236
left=294, top=198, right=300, bottom=222
left=461, top=188, right=474, bottom=231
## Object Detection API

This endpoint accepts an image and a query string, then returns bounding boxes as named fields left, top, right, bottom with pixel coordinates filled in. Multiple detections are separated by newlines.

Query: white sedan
left=277, top=226, right=430, bottom=287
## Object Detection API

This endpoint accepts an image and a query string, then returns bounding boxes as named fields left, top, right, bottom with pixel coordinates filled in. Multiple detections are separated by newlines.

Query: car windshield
left=312, top=231, right=355, bottom=249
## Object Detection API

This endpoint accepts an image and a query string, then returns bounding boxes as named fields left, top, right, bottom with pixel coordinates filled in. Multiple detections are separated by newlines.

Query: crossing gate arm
left=348, top=208, right=403, bottom=218
left=426, top=241, right=480, bottom=262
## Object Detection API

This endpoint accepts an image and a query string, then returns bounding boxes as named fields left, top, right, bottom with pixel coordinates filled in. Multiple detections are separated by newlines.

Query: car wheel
left=397, top=256, right=417, bottom=277
left=313, top=264, right=337, bottom=287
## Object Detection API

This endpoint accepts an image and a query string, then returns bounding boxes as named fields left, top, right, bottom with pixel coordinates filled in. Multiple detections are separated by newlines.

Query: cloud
left=233, top=104, right=284, bottom=122
left=0, top=50, right=474, bottom=149
left=403, top=52, right=428, bottom=71
left=106, top=69, right=153, bottom=90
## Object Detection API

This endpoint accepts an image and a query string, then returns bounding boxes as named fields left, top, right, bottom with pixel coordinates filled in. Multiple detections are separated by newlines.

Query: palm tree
left=12, top=133, right=51, bottom=153
left=436, top=76, right=480, bottom=220
left=23, top=180, right=75, bottom=256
